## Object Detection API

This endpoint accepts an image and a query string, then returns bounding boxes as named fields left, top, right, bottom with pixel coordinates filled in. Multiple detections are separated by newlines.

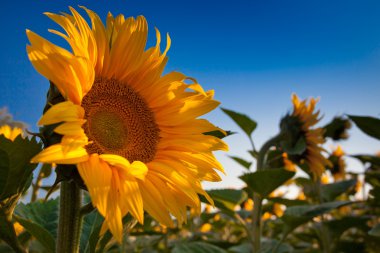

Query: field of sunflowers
left=1, top=5, right=380, bottom=253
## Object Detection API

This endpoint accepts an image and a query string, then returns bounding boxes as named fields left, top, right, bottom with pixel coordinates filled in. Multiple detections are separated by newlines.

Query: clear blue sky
left=1, top=0, right=379, bottom=189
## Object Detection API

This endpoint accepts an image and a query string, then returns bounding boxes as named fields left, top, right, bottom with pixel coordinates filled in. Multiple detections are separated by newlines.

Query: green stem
left=315, top=178, right=330, bottom=253
left=234, top=213, right=254, bottom=245
left=31, top=168, right=44, bottom=202
left=252, top=133, right=283, bottom=253
left=56, top=181, right=83, bottom=253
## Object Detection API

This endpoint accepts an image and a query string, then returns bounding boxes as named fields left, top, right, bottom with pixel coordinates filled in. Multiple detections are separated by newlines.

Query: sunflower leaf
left=323, top=116, right=351, bottom=140
left=221, top=108, right=257, bottom=137
left=348, top=115, right=380, bottom=141
left=81, top=209, right=104, bottom=253
left=14, top=198, right=59, bottom=240
left=204, top=130, right=234, bottom=139
left=240, top=168, right=295, bottom=197
left=369, top=223, right=380, bottom=237
left=229, top=156, right=252, bottom=170
left=96, top=214, right=135, bottom=253
left=0, top=212, right=25, bottom=253
left=281, top=201, right=352, bottom=234
left=201, top=189, right=247, bottom=215
left=320, top=179, right=357, bottom=202
left=324, top=216, right=371, bottom=240
left=0, top=135, right=41, bottom=201
left=267, top=197, right=308, bottom=207
left=352, top=154, right=380, bottom=170
left=172, top=241, right=227, bottom=253
left=13, top=214, right=55, bottom=253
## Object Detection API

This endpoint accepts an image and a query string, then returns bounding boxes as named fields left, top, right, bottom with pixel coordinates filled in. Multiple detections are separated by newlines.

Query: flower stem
left=56, top=181, right=82, bottom=253
left=252, top=133, right=283, bottom=252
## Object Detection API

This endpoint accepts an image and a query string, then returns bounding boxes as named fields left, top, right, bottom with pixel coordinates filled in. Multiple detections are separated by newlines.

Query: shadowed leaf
left=200, top=189, right=247, bottom=215
left=229, top=156, right=252, bottom=170
left=320, top=179, right=357, bottom=202
left=173, top=241, right=227, bottom=253
left=221, top=108, right=257, bottom=137
left=369, top=223, right=380, bottom=237
left=348, top=115, right=380, bottom=140
left=282, top=201, right=352, bottom=234
left=240, top=168, right=295, bottom=197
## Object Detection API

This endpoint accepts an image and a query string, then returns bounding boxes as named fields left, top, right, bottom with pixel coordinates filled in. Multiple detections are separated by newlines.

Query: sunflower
left=27, top=7, right=227, bottom=241
left=282, top=152, right=296, bottom=171
left=0, top=125, right=23, bottom=141
left=281, top=94, right=331, bottom=177
left=328, top=145, right=346, bottom=180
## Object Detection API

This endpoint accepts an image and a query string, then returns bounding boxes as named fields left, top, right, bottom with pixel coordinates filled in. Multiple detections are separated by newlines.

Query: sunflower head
left=27, top=6, right=227, bottom=242
left=0, top=125, right=23, bottom=141
left=328, top=145, right=346, bottom=180
left=280, top=94, right=331, bottom=177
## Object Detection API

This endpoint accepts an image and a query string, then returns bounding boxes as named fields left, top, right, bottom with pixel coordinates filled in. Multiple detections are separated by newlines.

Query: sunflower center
left=81, top=78, right=160, bottom=163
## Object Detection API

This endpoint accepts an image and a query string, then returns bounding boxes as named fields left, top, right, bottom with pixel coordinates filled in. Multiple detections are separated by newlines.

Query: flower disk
left=81, top=77, right=160, bottom=163
left=27, top=6, right=228, bottom=242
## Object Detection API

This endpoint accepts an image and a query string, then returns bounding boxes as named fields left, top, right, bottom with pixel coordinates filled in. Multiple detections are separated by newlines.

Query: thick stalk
left=56, top=181, right=82, bottom=253
left=252, top=134, right=283, bottom=252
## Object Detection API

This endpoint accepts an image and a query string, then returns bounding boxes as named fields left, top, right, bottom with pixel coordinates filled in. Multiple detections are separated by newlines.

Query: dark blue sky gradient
left=1, top=0, right=379, bottom=188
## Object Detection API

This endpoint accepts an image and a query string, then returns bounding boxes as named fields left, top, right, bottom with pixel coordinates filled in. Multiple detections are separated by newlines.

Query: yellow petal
left=106, top=168, right=123, bottom=243
left=99, top=154, right=131, bottom=169
left=39, top=101, right=84, bottom=125
left=129, top=161, right=148, bottom=180
left=138, top=175, right=174, bottom=227
left=99, top=154, right=148, bottom=180
left=31, top=144, right=88, bottom=164
left=61, top=134, right=88, bottom=154
left=53, top=120, right=86, bottom=135
left=77, top=155, right=112, bottom=217
left=119, top=173, right=144, bottom=224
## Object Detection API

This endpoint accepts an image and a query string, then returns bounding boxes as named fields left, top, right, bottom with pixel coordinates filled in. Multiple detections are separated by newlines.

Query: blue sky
left=1, top=0, right=379, bottom=189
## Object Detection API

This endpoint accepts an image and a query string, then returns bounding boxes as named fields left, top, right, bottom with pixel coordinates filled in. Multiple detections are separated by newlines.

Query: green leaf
left=0, top=149, right=10, bottom=196
left=228, top=243, right=252, bottom=253
left=173, top=242, right=227, bottom=253
left=323, top=116, right=351, bottom=140
left=0, top=212, right=25, bottom=253
left=267, top=197, right=308, bottom=207
left=15, top=199, right=58, bottom=239
left=348, top=115, right=380, bottom=140
left=13, top=214, right=55, bottom=253
left=0, top=135, right=41, bottom=200
left=229, top=156, right=252, bottom=170
left=324, top=216, right=371, bottom=239
left=369, top=223, right=380, bottom=237
left=81, top=210, right=104, bottom=253
left=201, top=189, right=247, bottom=213
left=240, top=168, right=295, bottom=197
left=221, top=108, right=257, bottom=137
left=282, top=136, right=306, bottom=155
left=352, top=154, right=380, bottom=169
left=259, top=239, right=293, bottom=253
left=96, top=214, right=135, bottom=253
left=39, top=163, right=53, bottom=179
left=282, top=201, right=352, bottom=233
left=204, top=130, right=235, bottom=139
left=320, top=179, right=357, bottom=202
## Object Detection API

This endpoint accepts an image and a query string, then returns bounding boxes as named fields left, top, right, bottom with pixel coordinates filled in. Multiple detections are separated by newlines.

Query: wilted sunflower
left=0, top=125, right=23, bottom=141
left=281, top=94, right=331, bottom=177
left=27, top=7, right=227, bottom=241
